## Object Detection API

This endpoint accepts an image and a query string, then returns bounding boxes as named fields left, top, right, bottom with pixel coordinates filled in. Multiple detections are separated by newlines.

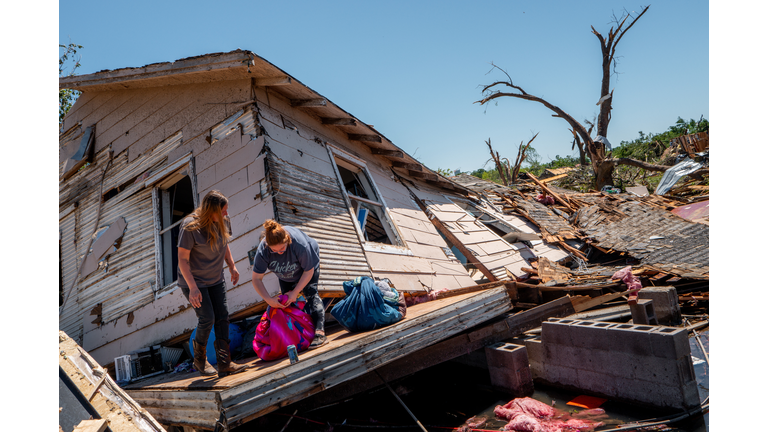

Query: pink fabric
left=611, top=266, right=642, bottom=303
left=253, top=295, right=315, bottom=361
left=494, top=397, right=603, bottom=432
left=405, top=288, right=450, bottom=306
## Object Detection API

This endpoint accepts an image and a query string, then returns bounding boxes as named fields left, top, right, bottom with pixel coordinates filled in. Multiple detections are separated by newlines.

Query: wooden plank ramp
left=124, top=287, right=513, bottom=431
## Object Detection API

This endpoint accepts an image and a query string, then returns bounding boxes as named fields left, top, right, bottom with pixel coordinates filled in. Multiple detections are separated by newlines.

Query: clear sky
left=57, top=0, right=708, bottom=172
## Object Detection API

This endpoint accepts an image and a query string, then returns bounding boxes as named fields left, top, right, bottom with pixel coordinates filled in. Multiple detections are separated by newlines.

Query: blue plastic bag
left=330, top=277, right=403, bottom=332
left=188, top=323, right=244, bottom=365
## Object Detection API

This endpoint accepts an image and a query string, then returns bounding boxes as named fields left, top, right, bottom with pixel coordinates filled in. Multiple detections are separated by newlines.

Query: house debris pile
left=451, top=171, right=709, bottom=291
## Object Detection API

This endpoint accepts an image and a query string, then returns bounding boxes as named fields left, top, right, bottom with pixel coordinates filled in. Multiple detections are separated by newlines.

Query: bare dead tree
left=594, top=6, right=650, bottom=138
left=476, top=6, right=659, bottom=190
left=511, top=133, right=539, bottom=184
left=485, top=138, right=512, bottom=185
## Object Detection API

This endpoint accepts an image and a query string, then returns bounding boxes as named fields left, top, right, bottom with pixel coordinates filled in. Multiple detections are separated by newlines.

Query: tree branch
left=608, top=157, right=671, bottom=172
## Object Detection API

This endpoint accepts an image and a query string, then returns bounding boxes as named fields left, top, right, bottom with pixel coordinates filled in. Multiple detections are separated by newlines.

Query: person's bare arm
left=224, top=244, right=240, bottom=285
left=178, top=247, right=202, bottom=308
left=251, top=271, right=285, bottom=309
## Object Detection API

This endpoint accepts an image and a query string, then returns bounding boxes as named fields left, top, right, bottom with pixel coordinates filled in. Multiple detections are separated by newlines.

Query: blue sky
left=57, top=0, right=708, bottom=172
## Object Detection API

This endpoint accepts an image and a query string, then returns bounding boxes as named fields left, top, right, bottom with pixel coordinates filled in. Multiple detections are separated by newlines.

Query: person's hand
left=189, top=287, right=203, bottom=308
left=265, top=296, right=286, bottom=309
left=283, top=289, right=300, bottom=306
left=229, top=267, right=240, bottom=285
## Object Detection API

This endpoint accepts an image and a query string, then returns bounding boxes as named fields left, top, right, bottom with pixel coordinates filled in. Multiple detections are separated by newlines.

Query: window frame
left=149, top=154, right=198, bottom=299
left=326, top=145, right=409, bottom=254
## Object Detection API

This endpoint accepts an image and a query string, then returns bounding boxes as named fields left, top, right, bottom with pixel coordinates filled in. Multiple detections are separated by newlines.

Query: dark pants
left=181, top=281, right=231, bottom=346
left=279, top=269, right=324, bottom=333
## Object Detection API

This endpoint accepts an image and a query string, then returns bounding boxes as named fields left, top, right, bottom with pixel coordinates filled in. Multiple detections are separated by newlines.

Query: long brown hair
left=261, top=219, right=292, bottom=246
left=184, top=190, right=231, bottom=250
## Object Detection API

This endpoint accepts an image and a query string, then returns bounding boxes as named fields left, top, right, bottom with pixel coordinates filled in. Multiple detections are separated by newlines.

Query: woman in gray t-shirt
left=251, top=219, right=328, bottom=349
left=177, top=190, right=247, bottom=377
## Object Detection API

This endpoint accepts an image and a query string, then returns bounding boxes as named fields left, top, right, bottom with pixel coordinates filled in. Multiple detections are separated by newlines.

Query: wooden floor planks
left=124, top=287, right=513, bottom=430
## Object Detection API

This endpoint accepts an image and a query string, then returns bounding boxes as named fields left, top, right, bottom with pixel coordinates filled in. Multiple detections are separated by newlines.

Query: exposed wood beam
left=409, top=170, right=438, bottom=182
left=290, top=98, right=327, bottom=107
left=391, top=161, right=422, bottom=171
left=321, top=117, right=357, bottom=126
left=253, top=76, right=292, bottom=86
left=350, top=134, right=383, bottom=143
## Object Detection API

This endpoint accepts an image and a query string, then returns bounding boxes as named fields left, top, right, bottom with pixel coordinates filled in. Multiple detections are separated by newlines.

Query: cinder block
left=541, top=321, right=574, bottom=345
left=485, top=343, right=534, bottom=396
left=630, top=299, right=658, bottom=325
left=542, top=343, right=587, bottom=370
left=540, top=363, right=580, bottom=388
left=632, top=355, right=686, bottom=384
left=568, top=320, right=612, bottom=349
left=523, top=339, right=544, bottom=379
left=605, top=324, right=654, bottom=356
left=650, top=326, right=691, bottom=360
left=638, top=286, right=681, bottom=324
left=576, top=368, right=620, bottom=397
left=633, top=376, right=701, bottom=409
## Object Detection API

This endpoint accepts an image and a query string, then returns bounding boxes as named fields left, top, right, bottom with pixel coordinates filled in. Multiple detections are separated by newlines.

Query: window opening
left=158, top=176, right=195, bottom=286
left=332, top=157, right=402, bottom=246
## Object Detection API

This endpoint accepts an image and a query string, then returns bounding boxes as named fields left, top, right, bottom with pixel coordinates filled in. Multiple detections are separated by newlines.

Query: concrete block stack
left=484, top=342, right=534, bottom=396
left=523, top=318, right=699, bottom=410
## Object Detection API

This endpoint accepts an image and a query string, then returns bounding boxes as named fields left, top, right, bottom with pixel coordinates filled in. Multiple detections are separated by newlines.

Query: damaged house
left=59, top=50, right=585, bottom=430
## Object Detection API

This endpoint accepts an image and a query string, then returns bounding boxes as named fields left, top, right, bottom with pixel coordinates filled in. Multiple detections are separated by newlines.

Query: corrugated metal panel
left=264, top=147, right=372, bottom=291
left=59, top=132, right=185, bottom=340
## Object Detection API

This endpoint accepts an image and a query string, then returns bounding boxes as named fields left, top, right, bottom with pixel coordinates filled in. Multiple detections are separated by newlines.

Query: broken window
left=153, top=174, right=196, bottom=289
left=329, top=148, right=403, bottom=246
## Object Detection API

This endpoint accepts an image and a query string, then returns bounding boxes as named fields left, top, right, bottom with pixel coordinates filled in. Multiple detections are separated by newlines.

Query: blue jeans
left=279, top=269, right=324, bottom=333
left=181, top=281, right=231, bottom=346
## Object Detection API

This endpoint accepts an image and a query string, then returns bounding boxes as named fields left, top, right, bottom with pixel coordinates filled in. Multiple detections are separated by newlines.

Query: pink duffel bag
left=253, top=295, right=315, bottom=361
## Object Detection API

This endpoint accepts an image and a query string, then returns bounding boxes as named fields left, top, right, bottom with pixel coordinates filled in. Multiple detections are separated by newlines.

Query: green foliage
left=611, top=116, right=708, bottom=191
left=60, top=43, right=83, bottom=125
left=435, top=167, right=454, bottom=177
left=614, top=116, right=708, bottom=160
left=469, top=168, right=503, bottom=184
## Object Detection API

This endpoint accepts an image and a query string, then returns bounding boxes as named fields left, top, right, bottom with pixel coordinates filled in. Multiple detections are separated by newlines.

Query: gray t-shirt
left=177, top=217, right=229, bottom=289
left=252, top=226, right=320, bottom=282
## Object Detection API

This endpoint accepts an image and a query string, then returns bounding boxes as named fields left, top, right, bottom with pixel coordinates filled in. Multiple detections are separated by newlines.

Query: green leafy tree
left=436, top=167, right=454, bottom=177
left=60, top=42, right=83, bottom=125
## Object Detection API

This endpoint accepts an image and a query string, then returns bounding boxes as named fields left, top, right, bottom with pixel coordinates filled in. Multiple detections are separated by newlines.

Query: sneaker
left=308, top=334, right=328, bottom=350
